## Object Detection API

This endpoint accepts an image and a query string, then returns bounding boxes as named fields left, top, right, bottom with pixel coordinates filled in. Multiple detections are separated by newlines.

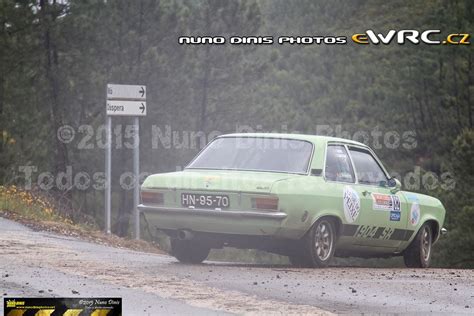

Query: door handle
left=362, top=190, right=371, bottom=196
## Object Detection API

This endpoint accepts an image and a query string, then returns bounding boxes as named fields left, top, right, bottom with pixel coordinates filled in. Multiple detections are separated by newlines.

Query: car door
left=322, top=143, right=377, bottom=252
left=323, top=144, right=371, bottom=225
left=347, top=146, right=409, bottom=249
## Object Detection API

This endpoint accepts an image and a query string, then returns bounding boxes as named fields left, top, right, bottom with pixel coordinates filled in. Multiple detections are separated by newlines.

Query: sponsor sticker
left=343, top=186, right=360, bottom=223
left=371, top=193, right=401, bottom=212
left=390, top=211, right=401, bottom=221
left=410, top=202, right=420, bottom=226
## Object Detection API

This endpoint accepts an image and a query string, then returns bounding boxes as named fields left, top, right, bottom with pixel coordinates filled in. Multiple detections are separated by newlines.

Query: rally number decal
left=354, top=225, right=395, bottom=240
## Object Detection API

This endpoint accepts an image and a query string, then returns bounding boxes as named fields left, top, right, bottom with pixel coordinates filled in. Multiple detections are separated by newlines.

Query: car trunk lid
left=142, top=169, right=298, bottom=193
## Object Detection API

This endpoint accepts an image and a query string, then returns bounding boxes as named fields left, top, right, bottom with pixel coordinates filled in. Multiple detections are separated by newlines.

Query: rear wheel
left=170, top=239, right=210, bottom=264
left=301, top=218, right=336, bottom=268
left=403, top=223, right=432, bottom=268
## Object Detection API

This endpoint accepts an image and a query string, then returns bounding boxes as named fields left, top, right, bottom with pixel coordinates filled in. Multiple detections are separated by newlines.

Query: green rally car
left=139, top=133, right=446, bottom=268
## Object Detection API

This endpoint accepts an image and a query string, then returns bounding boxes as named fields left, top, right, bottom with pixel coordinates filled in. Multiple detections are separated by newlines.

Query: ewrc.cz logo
left=352, top=30, right=470, bottom=45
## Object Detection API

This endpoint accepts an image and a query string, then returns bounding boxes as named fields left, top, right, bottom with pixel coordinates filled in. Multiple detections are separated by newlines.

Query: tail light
left=141, top=191, right=164, bottom=205
left=251, top=197, right=279, bottom=211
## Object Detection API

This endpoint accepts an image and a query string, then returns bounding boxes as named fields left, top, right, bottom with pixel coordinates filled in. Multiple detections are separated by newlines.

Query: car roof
left=218, top=133, right=367, bottom=147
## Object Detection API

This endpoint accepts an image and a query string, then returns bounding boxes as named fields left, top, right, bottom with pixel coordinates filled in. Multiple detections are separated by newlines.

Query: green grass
left=0, top=185, right=69, bottom=223
left=0, top=185, right=100, bottom=233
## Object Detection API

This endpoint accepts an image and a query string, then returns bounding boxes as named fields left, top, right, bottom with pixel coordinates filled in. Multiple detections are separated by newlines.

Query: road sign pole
left=133, top=116, right=140, bottom=240
left=106, top=83, right=146, bottom=238
left=105, top=115, right=112, bottom=234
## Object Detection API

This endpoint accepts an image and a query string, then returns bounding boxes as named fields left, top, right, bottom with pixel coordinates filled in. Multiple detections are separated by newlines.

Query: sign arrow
left=140, top=103, right=145, bottom=113
left=107, top=84, right=146, bottom=101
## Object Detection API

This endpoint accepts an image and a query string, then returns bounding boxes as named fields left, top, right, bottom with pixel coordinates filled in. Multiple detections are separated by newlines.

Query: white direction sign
left=106, top=83, right=147, bottom=116
left=107, top=84, right=146, bottom=100
left=106, top=100, right=146, bottom=116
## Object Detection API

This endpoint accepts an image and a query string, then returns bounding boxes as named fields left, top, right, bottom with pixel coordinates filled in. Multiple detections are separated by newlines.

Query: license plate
left=181, top=193, right=230, bottom=209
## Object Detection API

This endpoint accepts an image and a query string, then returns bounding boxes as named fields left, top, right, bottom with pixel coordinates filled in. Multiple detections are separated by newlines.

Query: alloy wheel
left=421, top=226, right=432, bottom=262
left=314, top=221, right=333, bottom=261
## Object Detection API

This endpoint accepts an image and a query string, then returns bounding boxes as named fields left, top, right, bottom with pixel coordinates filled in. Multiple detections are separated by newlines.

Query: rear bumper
left=138, top=204, right=287, bottom=236
left=138, top=204, right=287, bottom=219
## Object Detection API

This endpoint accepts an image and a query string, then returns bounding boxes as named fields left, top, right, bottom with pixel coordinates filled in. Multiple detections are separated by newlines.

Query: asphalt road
left=0, top=217, right=472, bottom=315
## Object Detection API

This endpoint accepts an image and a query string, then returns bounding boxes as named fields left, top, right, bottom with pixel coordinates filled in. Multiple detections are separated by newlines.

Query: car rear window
left=186, top=137, right=313, bottom=174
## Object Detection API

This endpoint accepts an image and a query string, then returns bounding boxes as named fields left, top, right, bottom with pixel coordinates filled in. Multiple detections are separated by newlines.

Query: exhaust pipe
left=177, top=229, right=194, bottom=240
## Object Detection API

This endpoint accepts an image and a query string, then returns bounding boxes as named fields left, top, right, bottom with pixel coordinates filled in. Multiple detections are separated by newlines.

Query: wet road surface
left=0, top=217, right=472, bottom=315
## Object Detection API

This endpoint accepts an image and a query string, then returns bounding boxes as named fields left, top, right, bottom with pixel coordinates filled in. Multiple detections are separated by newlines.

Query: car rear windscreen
left=186, top=137, right=313, bottom=174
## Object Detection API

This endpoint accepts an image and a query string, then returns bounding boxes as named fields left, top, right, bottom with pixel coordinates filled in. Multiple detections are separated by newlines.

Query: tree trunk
left=468, top=53, right=473, bottom=128
left=452, top=51, right=462, bottom=130
left=199, top=5, right=212, bottom=132
left=0, top=4, right=5, bottom=181
left=40, top=0, right=69, bottom=177
left=115, top=1, right=146, bottom=237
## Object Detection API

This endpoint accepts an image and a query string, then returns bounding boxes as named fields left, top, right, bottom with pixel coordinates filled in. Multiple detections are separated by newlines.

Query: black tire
left=170, top=239, right=210, bottom=264
left=302, top=218, right=336, bottom=268
left=403, top=223, right=433, bottom=268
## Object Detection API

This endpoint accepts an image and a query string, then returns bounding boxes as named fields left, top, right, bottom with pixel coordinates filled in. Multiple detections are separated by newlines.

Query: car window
left=187, top=137, right=313, bottom=174
left=324, top=145, right=355, bottom=183
left=349, top=147, right=387, bottom=185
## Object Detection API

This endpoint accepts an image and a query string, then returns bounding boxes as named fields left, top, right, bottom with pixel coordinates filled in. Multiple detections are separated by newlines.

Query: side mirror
left=389, top=178, right=402, bottom=193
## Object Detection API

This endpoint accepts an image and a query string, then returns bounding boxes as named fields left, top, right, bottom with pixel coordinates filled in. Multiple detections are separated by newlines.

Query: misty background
left=0, top=0, right=472, bottom=267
